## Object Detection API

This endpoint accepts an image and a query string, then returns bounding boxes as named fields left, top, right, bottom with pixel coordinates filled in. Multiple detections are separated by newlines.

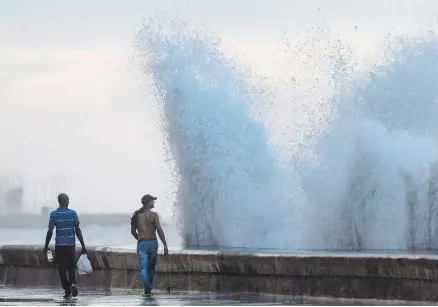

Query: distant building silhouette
left=0, top=187, right=23, bottom=215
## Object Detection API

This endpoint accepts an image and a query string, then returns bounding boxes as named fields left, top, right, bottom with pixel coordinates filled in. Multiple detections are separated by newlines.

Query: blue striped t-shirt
left=48, top=208, right=79, bottom=246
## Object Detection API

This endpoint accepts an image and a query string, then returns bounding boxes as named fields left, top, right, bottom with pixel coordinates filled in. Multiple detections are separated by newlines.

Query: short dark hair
left=58, top=193, right=69, bottom=206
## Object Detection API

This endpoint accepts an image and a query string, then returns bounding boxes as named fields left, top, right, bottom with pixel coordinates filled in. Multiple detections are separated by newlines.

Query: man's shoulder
left=131, top=207, right=145, bottom=217
left=66, top=208, right=77, bottom=215
left=60, top=208, right=78, bottom=216
left=149, top=211, right=159, bottom=221
left=144, top=210, right=158, bottom=217
left=54, top=208, right=78, bottom=217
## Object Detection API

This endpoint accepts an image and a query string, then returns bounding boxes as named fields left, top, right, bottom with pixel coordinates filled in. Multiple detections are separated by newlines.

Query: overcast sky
left=1, top=0, right=437, bottom=215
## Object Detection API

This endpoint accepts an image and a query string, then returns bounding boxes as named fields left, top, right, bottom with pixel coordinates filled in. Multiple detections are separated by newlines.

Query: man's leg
left=148, top=247, right=158, bottom=289
left=137, top=242, right=151, bottom=294
left=65, top=246, right=78, bottom=297
left=55, top=246, right=70, bottom=298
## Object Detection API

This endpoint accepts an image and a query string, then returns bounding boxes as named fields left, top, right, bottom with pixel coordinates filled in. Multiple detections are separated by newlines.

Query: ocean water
left=0, top=223, right=182, bottom=250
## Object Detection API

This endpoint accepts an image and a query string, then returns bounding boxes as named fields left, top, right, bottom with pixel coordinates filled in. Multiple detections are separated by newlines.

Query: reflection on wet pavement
left=0, top=286, right=300, bottom=306
left=1, top=285, right=436, bottom=306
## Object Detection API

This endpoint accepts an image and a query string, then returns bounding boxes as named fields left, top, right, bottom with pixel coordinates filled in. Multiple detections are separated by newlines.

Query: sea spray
left=137, top=16, right=438, bottom=251
left=301, top=34, right=438, bottom=250
left=136, top=17, right=300, bottom=249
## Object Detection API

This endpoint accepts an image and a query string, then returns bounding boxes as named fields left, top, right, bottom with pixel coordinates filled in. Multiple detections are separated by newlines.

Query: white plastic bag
left=76, top=254, right=93, bottom=275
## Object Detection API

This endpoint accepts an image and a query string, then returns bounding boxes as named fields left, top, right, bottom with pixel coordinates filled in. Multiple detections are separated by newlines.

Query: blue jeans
left=137, top=240, right=158, bottom=291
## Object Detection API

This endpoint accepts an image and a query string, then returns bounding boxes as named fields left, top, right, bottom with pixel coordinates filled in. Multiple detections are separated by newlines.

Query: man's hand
left=81, top=246, right=87, bottom=254
left=44, top=228, right=53, bottom=254
left=164, top=246, right=169, bottom=256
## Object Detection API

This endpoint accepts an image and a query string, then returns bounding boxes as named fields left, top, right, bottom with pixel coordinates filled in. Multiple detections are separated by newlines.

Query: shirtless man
left=130, top=194, right=168, bottom=296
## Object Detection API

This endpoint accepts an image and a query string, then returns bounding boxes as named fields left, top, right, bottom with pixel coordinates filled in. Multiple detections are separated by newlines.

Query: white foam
left=137, top=17, right=438, bottom=251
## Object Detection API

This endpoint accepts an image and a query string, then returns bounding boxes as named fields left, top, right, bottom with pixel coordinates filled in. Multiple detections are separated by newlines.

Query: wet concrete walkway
left=1, top=285, right=436, bottom=306
left=0, top=285, right=306, bottom=306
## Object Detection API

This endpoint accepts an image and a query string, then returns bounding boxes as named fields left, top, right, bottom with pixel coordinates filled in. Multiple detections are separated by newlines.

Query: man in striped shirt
left=44, top=193, right=87, bottom=299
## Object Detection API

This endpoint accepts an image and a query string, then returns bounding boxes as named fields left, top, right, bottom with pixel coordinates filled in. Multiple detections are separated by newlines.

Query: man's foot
left=70, top=284, right=78, bottom=298
left=143, top=289, right=152, bottom=297
left=62, top=292, right=71, bottom=300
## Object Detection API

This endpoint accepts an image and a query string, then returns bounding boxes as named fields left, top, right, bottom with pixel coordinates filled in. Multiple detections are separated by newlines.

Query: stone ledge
left=2, top=245, right=438, bottom=301
left=1, top=245, right=438, bottom=280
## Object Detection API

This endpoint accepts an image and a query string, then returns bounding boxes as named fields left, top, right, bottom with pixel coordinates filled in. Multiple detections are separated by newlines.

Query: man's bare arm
left=74, top=225, right=86, bottom=247
left=130, top=213, right=139, bottom=240
left=154, top=213, right=168, bottom=255
left=131, top=224, right=139, bottom=240
left=73, top=214, right=87, bottom=253
left=44, top=215, right=55, bottom=251
left=44, top=228, right=53, bottom=250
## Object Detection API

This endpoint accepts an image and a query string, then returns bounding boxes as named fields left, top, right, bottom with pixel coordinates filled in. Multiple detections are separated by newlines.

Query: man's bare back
left=131, top=204, right=168, bottom=256
left=136, top=210, right=161, bottom=241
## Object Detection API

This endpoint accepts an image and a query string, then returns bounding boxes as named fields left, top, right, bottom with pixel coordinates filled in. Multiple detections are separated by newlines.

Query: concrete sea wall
left=1, top=245, right=438, bottom=302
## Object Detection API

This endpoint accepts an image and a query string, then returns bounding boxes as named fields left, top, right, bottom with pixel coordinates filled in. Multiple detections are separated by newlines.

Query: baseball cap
left=141, top=194, right=157, bottom=204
